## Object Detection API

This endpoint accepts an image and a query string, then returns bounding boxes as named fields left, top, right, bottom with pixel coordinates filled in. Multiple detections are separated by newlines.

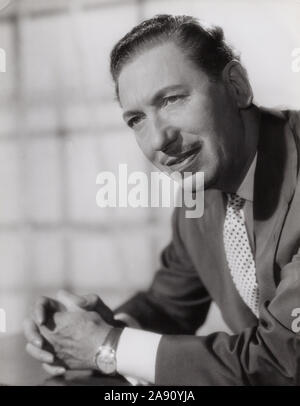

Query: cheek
left=184, top=100, right=216, bottom=135
left=135, top=134, right=154, bottom=162
left=200, top=133, right=224, bottom=169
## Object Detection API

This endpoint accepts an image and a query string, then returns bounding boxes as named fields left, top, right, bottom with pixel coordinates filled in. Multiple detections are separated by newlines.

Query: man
left=24, top=15, right=300, bottom=385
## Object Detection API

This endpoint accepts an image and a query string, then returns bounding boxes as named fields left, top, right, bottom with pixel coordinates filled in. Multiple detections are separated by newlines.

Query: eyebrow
left=122, top=84, right=186, bottom=121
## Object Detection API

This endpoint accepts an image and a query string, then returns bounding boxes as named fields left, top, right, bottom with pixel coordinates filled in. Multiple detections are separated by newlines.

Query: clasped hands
left=23, top=290, right=122, bottom=375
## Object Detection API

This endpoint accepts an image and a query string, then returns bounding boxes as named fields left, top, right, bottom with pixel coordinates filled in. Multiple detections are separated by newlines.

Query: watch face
left=96, top=346, right=116, bottom=375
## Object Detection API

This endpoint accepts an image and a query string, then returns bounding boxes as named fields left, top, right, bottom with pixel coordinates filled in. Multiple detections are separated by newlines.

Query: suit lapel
left=253, top=109, right=297, bottom=303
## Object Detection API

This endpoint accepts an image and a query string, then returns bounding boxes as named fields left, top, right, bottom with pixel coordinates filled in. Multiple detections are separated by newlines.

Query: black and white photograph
left=0, top=0, right=300, bottom=390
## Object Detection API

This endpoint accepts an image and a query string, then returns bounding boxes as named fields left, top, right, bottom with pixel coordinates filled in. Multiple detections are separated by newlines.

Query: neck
left=217, top=104, right=260, bottom=194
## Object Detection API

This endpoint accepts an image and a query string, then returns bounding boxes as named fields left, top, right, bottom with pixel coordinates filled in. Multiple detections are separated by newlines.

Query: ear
left=222, top=60, right=253, bottom=109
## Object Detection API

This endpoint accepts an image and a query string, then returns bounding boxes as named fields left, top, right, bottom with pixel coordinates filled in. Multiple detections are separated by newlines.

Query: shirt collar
left=236, top=153, right=257, bottom=202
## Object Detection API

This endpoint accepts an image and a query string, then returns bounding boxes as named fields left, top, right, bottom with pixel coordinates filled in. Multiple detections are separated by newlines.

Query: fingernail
left=34, top=339, right=42, bottom=347
left=46, top=355, right=54, bottom=363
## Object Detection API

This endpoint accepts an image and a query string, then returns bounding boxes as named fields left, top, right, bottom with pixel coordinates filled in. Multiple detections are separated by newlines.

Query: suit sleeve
left=114, top=207, right=212, bottom=335
left=155, top=249, right=300, bottom=385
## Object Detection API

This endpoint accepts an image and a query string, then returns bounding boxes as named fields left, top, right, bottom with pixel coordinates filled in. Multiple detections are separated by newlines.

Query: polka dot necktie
left=223, top=193, right=260, bottom=318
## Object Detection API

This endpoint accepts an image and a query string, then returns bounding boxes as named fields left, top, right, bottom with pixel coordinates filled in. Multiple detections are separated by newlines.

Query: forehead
left=118, top=42, right=208, bottom=109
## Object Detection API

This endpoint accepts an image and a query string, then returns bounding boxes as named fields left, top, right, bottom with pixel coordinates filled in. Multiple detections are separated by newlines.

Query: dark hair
left=110, top=14, right=240, bottom=98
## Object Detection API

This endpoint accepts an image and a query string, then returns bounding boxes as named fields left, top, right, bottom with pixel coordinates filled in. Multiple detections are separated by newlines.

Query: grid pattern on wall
left=0, top=0, right=176, bottom=334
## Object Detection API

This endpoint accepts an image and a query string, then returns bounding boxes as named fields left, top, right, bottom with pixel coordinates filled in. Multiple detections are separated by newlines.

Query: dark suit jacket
left=116, top=107, right=300, bottom=385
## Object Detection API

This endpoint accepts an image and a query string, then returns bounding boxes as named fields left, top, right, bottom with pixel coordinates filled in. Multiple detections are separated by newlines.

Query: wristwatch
left=94, top=327, right=124, bottom=375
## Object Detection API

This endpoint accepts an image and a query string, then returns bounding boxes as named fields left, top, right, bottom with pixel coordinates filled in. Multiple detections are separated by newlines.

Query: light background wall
left=0, top=0, right=299, bottom=334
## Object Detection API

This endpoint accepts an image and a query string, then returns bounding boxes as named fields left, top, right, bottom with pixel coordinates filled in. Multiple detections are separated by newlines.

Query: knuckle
left=26, top=343, right=38, bottom=358
left=86, top=293, right=99, bottom=305
left=90, top=293, right=99, bottom=301
left=36, top=296, right=47, bottom=307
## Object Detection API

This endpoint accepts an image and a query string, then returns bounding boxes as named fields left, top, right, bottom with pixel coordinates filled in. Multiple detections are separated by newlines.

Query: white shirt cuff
left=116, top=327, right=162, bottom=384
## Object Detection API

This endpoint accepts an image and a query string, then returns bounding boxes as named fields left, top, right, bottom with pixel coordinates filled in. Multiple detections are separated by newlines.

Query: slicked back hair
left=110, top=14, right=240, bottom=99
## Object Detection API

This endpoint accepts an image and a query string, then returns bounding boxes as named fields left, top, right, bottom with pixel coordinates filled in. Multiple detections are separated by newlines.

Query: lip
left=165, top=146, right=201, bottom=172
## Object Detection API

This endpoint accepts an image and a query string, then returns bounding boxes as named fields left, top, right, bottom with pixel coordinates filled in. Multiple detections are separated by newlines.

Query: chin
left=179, top=172, right=205, bottom=193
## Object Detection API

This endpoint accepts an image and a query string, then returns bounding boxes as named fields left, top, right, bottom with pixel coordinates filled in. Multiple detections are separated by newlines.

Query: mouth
left=164, top=145, right=201, bottom=172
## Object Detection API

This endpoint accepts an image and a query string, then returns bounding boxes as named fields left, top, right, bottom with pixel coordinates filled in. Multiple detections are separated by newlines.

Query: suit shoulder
left=259, top=106, right=300, bottom=122
left=259, top=106, right=300, bottom=142
left=285, top=110, right=300, bottom=141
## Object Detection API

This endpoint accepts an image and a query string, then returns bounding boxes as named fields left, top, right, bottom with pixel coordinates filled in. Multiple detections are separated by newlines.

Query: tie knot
left=227, top=193, right=245, bottom=210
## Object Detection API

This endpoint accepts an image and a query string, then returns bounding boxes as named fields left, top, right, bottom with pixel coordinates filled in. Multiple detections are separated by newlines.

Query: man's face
left=118, top=42, right=244, bottom=192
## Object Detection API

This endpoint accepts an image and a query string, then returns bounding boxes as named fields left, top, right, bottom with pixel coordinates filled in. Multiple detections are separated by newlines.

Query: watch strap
left=102, top=327, right=124, bottom=350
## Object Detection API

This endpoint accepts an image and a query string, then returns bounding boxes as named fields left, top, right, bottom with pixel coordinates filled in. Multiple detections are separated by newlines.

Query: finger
left=83, top=294, right=114, bottom=323
left=23, top=318, right=43, bottom=348
left=33, top=296, right=50, bottom=325
left=56, top=290, right=86, bottom=311
left=33, top=296, right=62, bottom=326
left=82, top=293, right=110, bottom=313
left=40, top=324, right=58, bottom=345
left=42, top=363, right=66, bottom=376
left=26, top=342, right=54, bottom=364
left=80, top=293, right=99, bottom=309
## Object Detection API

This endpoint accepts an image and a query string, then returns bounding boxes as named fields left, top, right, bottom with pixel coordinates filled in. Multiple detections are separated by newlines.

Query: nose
left=150, top=115, right=179, bottom=152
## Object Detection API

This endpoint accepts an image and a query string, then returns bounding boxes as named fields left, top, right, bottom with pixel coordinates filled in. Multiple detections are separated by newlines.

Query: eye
left=127, top=115, right=144, bottom=129
left=162, top=95, right=183, bottom=107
